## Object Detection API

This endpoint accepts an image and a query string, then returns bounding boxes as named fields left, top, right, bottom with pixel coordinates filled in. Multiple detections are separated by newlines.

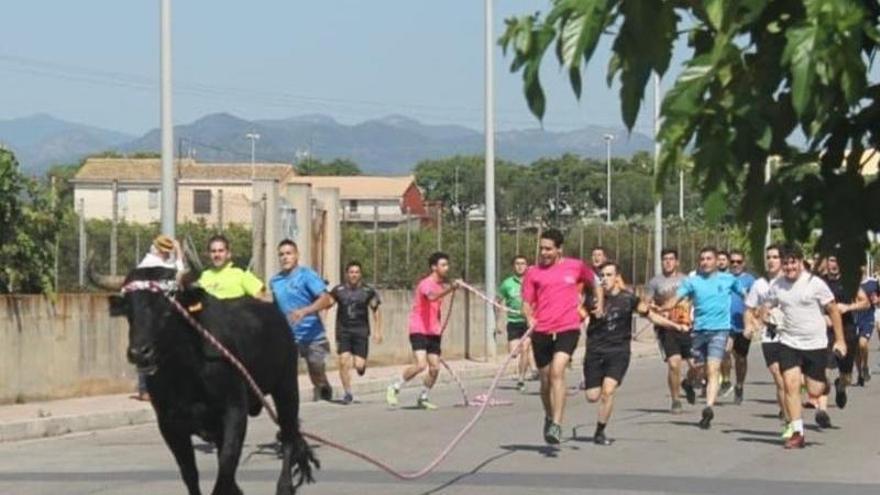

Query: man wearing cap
left=198, top=234, right=268, bottom=300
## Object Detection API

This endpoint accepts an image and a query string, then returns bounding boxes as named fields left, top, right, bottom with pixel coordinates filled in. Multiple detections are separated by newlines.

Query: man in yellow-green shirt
left=198, top=235, right=268, bottom=300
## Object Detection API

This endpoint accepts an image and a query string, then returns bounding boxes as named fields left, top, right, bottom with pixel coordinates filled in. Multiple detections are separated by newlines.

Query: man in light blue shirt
left=722, top=250, right=756, bottom=404
left=270, top=239, right=334, bottom=401
left=664, top=246, right=743, bottom=430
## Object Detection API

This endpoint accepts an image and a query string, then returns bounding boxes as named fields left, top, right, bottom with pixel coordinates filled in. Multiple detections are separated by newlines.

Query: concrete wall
left=0, top=289, right=504, bottom=403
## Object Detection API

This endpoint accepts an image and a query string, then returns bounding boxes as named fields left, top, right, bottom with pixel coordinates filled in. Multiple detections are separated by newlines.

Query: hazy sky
left=1, top=1, right=688, bottom=136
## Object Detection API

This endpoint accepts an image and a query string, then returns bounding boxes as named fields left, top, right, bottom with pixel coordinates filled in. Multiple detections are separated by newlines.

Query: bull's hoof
left=210, top=485, right=243, bottom=495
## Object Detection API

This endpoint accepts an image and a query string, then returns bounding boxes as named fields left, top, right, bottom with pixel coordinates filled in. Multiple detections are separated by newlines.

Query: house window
left=193, top=189, right=212, bottom=214
left=148, top=189, right=159, bottom=209
left=350, top=199, right=358, bottom=212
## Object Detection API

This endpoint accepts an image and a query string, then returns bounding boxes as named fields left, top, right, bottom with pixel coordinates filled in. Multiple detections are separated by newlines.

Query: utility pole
left=484, top=0, right=497, bottom=359
left=653, top=74, right=663, bottom=277
left=603, top=134, right=614, bottom=223
left=160, top=0, right=175, bottom=237
left=246, top=132, right=260, bottom=178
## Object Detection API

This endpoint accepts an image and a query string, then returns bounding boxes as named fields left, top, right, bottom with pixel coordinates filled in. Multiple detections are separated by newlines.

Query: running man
left=198, top=234, right=268, bottom=301
left=855, top=266, right=879, bottom=385
left=590, top=246, right=609, bottom=273
left=583, top=262, right=639, bottom=445
left=663, top=246, right=743, bottom=429
left=766, top=244, right=846, bottom=449
left=271, top=239, right=334, bottom=401
left=522, top=229, right=603, bottom=444
left=744, top=244, right=790, bottom=437
left=497, top=255, right=535, bottom=393
left=328, top=261, right=383, bottom=404
left=386, top=252, right=459, bottom=409
left=644, top=248, right=696, bottom=413
left=724, top=250, right=756, bottom=404
left=717, top=250, right=731, bottom=273
left=821, top=256, right=869, bottom=408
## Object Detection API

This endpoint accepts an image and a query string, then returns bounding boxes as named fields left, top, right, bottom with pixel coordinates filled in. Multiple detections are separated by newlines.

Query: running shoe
left=815, top=410, right=832, bottom=429
left=516, top=380, right=527, bottom=393
left=385, top=385, right=399, bottom=407
left=543, top=416, right=552, bottom=436
left=545, top=422, right=562, bottom=445
left=780, top=423, right=795, bottom=440
left=671, top=399, right=683, bottom=415
left=863, top=367, right=871, bottom=383
left=783, top=432, right=805, bottom=449
left=857, top=374, right=865, bottom=387
left=593, top=432, right=611, bottom=446
left=733, top=386, right=744, bottom=405
left=719, top=381, right=734, bottom=398
left=417, top=397, right=438, bottom=410
left=834, top=378, right=847, bottom=409
left=342, top=392, right=354, bottom=405
left=699, top=406, right=714, bottom=430
left=681, top=379, right=696, bottom=405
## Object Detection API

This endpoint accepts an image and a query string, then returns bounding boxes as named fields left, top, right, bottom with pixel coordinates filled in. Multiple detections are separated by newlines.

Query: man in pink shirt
left=386, top=252, right=459, bottom=409
left=523, top=229, right=604, bottom=444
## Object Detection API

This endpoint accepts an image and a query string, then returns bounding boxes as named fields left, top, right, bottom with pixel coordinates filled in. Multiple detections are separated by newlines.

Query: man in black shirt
left=583, top=262, right=640, bottom=445
left=821, top=256, right=869, bottom=410
left=329, top=261, right=383, bottom=404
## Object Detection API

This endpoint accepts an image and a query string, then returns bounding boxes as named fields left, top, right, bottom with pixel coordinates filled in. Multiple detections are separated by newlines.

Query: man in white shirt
left=766, top=244, right=846, bottom=449
left=744, top=244, right=789, bottom=436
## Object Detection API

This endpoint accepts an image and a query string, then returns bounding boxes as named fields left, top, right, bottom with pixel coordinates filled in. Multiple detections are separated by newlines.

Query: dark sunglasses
left=730, top=259, right=744, bottom=265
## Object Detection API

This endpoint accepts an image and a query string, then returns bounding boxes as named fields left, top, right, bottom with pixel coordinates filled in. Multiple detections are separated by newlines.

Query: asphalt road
left=1, top=349, right=878, bottom=495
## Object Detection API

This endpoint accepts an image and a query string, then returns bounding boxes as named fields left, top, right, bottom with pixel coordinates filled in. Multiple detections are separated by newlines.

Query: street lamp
left=246, top=132, right=260, bottom=178
left=603, top=134, right=614, bottom=223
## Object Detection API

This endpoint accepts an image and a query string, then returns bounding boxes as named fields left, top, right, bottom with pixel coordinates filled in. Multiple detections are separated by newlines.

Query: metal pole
left=246, top=133, right=260, bottom=178
left=405, top=207, right=411, bottom=269
left=679, top=168, right=685, bottom=219
left=372, top=205, right=379, bottom=286
left=484, top=0, right=498, bottom=359
left=51, top=176, right=59, bottom=290
left=653, top=74, right=663, bottom=277
left=604, top=134, right=614, bottom=223
left=111, top=180, right=119, bottom=276
left=217, top=188, right=224, bottom=232
left=765, top=157, right=772, bottom=248
left=160, top=0, right=175, bottom=237
left=78, top=199, right=86, bottom=288
left=464, top=215, right=471, bottom=359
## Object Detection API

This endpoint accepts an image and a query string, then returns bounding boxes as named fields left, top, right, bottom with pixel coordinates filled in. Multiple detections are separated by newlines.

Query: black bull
left=107, top=267, right=318, bottom=495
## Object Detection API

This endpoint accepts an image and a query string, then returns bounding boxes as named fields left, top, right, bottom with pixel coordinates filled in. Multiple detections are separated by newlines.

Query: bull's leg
left=210, top=403, right=247, bottom=495
left=157, top=418, right=201, bottom=495
left=273, top=382, right=318, bottom=494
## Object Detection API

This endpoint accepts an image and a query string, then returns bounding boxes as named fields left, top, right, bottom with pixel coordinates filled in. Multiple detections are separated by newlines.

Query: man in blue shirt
left=721, top=250, right=756, bottom=404
left=856, top=266, right=879, bottom=385
left=663, top=246, right=742, bottom=430
left=270, top=239, right=334, bottom=401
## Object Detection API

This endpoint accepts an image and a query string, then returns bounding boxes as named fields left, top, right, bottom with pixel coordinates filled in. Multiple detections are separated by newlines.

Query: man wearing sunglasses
left=723, top=250, right=756, bottom=404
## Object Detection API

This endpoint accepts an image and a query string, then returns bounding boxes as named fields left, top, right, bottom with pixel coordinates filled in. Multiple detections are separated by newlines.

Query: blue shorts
left=691, top=330, right=730, bottom=364
left=857, top=325, right=874, bottom=339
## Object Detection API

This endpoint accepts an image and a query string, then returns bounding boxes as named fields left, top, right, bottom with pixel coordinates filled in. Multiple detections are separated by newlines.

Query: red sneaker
left=783, top=432, right=805, bottom=449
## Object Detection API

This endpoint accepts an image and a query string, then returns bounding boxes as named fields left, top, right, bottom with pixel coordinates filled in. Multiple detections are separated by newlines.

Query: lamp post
left=246, top=132, right=260, bottom=178
left=160, top=0, right=175, bottom=236
left=603, top=134, right=614, bottom=223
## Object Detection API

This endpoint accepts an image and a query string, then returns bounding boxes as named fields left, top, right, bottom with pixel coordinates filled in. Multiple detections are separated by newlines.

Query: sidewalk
left=0, top=340, right=658, bottom=443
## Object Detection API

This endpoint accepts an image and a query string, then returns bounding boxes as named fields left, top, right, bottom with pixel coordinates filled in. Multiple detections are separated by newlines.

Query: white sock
left=792, top=419, right=804, bottom=433
left=419, top=388, right=429, bottom=400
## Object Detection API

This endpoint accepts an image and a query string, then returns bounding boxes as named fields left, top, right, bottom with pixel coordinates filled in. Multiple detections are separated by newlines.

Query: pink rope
left=135, top=280, right=530, bottom=481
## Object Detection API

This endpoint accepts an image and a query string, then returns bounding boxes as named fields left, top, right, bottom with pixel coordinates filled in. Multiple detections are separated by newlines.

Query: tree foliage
left=500, top=0, right=880, bottom=293
left=0, top=149, right=62, bottom=294
left=295, top=157, right=362, bottom=176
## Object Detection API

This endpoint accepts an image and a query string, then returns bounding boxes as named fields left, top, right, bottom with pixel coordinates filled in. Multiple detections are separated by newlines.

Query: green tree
left=295, top=157, right=362, bottom=176
left=0, top=149, right=62, bottom=293
left=501, top=0, right=880, bottom=292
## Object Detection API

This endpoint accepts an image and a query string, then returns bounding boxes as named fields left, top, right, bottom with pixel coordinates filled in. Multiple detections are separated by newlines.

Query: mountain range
left=1, top=113, right=654, bottom=174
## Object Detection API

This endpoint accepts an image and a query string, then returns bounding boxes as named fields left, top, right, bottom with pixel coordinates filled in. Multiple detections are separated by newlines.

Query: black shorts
left=778, top=344, right=828, bottom=383
left=731, top=333, right=752, bottom=357
left=336, top=329, right=369, bottom=359
left=507, top=321, right=528, bottom=341
left=583, top=349, right=631, bottom=389
left=409, top=334, right=442, bottom=355
left=656, top=327, right=692, bottom=361
left=762, top=342, right=783, bottom=367
left=531, top=330, right=580, bottom=369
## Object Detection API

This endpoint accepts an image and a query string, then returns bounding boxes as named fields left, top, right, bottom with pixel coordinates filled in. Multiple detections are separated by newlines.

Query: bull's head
left=97, top=265, right=201, bottom=374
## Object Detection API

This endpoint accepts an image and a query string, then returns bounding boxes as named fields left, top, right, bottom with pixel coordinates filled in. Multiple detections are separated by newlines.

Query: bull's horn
left=86, top=252, right=125, bottom=291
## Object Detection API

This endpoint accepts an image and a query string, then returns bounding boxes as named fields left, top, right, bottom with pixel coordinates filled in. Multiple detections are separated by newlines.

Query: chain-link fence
left=341, top=218, right=746, bottom=290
